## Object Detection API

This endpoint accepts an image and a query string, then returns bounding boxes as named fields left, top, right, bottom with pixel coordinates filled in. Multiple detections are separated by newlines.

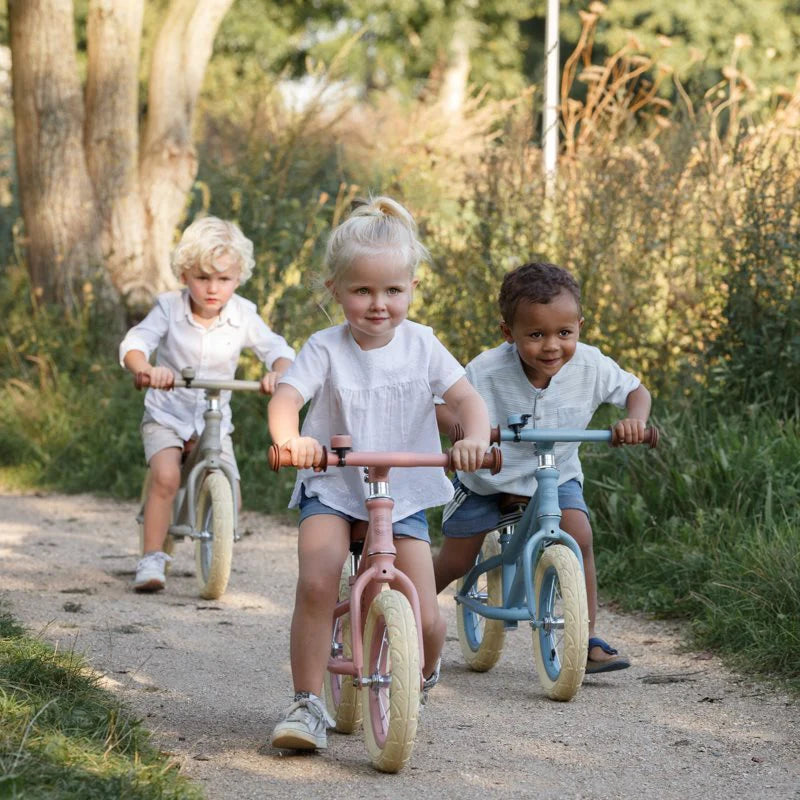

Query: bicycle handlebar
left=447, top=422, right=659, bottom=448
left=488, top=425, right=659, bottom=448
left=268, top=442, right=502, bottom=475
left=134, top=371, right=263, bottom=393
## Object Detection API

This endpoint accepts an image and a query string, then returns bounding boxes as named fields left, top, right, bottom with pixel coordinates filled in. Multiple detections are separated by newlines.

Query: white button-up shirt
left=119, top=289, right=295, bottom=440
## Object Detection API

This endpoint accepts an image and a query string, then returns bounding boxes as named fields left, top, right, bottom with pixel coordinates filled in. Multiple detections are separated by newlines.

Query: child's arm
left=434, top=401, right=460, bottom=440
left=122, top=350, right=174, bottom=389
left=612, top=384, right=651, bottom=446
left=260, top=356, right=293, bottom=395
left=268, top=384, right=323, bottom=468
left=441, top=377, right=490, bottom=472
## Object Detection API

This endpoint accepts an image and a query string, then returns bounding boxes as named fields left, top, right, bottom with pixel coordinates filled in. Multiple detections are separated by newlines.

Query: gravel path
left=1, top=491, right=798, bottom=799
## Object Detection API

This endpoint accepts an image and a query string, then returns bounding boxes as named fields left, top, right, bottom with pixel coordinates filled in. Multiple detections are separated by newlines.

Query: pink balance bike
left=269, top=435, right=501, bottom=773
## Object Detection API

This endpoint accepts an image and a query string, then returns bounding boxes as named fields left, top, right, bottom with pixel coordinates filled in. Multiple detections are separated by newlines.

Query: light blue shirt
left=458, top=341, right=641, bottom=497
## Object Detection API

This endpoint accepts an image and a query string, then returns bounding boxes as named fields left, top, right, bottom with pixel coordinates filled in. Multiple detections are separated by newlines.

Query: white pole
left=543, top=0, right=560, bottom=199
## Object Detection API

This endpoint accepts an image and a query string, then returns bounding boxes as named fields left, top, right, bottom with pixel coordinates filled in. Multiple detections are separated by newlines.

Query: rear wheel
left=323, top=557, right=361, bottom=733
left=361, top=590, right=420, bottom=773
left=531, top=545, right=588, bottom=701
left=456, top=530, right=505, bottom=671
left=194, top=472, right=234, bottom=599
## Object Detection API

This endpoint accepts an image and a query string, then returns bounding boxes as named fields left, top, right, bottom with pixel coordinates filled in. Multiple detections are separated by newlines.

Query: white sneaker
left=134, top=551, right=172, bottom=593
left=270, top=693, right=335, bottom=751
left=420, top=657, right=441, bottom=706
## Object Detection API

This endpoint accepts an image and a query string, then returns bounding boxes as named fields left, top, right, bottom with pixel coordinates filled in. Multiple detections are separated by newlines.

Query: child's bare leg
left=433, top=533, right=486, bottom=593
left=561, top=508, right=618, bottom=664
left=142, top=448, right=181, bottom=553
left=394, top=538, right=446, bottom=678
left=560, top=509, right=597, bottom=630
left=290, top=514, right=351, bottom=694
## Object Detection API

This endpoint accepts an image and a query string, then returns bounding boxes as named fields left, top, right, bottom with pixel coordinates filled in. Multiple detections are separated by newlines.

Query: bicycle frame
left=136, top=368, right=261, bottom=542
left=269, top=441, right=502, bottom=688
left=456, top=416, right=657, bottom=633
left=331, top=461, right=425, bottom=689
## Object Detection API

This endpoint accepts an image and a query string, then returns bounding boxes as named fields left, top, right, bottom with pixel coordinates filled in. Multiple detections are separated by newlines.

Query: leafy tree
left=560, top=0, right=800, bottom=95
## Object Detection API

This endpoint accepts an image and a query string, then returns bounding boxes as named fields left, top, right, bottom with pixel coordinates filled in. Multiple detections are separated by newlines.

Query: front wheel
left=194, top=472, right=234, bottom=599
left=361, top=590, right=420, bottom=773
left=456, top=530, right=505, bottom=671
left=323, top=557, right=361, bottom=733
left=531, top=544, right=588, bottom=701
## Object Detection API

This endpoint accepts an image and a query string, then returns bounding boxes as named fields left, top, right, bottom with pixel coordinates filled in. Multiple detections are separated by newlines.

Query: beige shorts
left=141, top=421, right=240, bottom=480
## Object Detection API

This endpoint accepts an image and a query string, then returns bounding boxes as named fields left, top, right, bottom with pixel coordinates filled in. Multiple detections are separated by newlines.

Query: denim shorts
left=297, top=484, right=430, bottom=543
left=441, top=476, right=589, bottom=538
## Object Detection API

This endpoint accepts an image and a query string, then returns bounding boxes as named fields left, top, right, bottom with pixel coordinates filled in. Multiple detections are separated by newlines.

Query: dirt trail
left=1, top=491, right=798, bottom=800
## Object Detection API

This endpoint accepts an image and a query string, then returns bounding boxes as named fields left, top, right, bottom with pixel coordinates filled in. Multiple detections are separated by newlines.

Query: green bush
left=585, top=405, right=800, bottom=684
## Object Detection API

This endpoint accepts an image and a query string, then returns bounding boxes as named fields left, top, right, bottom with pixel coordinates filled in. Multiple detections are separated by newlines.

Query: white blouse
left=280, top=321, right=465, bottom=521
left=119, top=290, right=295, bottom=440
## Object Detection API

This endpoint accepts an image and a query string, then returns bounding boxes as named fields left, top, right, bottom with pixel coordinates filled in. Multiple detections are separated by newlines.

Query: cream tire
left=456, top=530, right=505, bottom=671
left=323, top=558, right=361, bottom=733
left=531, top=544, right=588, bottom=701
left=194, top=472, right=234, bottom=600
left=361, top=590, right=420, bottom=773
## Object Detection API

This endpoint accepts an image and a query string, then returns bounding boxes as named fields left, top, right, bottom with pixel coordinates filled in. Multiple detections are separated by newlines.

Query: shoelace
left=285, top=696, right=335, bottom=729
left=141, top=551, right=172, bottom=566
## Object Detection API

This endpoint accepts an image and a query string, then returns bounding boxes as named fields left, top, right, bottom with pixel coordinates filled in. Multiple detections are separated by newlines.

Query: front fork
left=458, top=453, right=585, bottom=630
left=328, top=465, right=425, bottom=690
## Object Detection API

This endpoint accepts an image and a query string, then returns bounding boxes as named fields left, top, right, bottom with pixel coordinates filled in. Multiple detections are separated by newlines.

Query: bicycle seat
left=349, top=519, right=367, bottom=556
left=498, top=493, right=530, bottom=513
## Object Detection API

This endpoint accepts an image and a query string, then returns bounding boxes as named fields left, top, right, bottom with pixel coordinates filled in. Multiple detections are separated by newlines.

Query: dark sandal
left=586, top=636, right=631, bottom=674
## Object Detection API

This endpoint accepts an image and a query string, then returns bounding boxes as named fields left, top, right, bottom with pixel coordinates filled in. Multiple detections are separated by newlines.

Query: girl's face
left=500, top=291, right=584, bottom=389
left=182, top=253, right=241, bottom=320
left=330, top=254, right=418, bottom=349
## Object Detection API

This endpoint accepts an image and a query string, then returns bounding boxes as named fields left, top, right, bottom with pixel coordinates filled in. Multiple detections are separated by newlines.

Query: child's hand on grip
left=281, top=436, right=324, bottom=470
left=450, top=437, right=490, bottom=472
left=612, top=417, right=646, bottom=446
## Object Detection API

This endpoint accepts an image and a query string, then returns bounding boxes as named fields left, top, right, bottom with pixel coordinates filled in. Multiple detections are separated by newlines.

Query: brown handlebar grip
left=485, top=447, right=502, bottom=475
left=448, top=423, right=465, bottom=444
left=447, top=447, right=502, bottom=474
left=268, top=443, right=283, bottom=472
left=609, top=425, right=660, bottom=448
left=489, top=425, right=501, bottom=444
left=134, top=371, right=151, bottom=390
left=267, top=443, right=329, bottom=472
left=644, top=426, right=659, bottom=448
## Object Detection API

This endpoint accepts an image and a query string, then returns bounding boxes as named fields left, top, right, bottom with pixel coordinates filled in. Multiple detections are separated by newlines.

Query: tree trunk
left=8, top=0, right=102, bottom=307
left=85, top=0, right=147, bottom=306
left=138, top=0, right=235, bottom=302
left=9, top=0, right=233, bottom=312
left=439, top=11, right=473, bottom=118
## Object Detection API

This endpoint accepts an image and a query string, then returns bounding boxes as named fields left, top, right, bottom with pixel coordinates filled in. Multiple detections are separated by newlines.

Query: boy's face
left=182, top=253, right=241, bottom=320
left=501, top=291, right=584, bottom=389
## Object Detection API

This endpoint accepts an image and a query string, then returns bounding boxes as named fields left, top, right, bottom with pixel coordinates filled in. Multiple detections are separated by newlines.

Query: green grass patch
left=0, top=602, right=203, bottom=799
left=584, top=405, right=800, bottom=688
